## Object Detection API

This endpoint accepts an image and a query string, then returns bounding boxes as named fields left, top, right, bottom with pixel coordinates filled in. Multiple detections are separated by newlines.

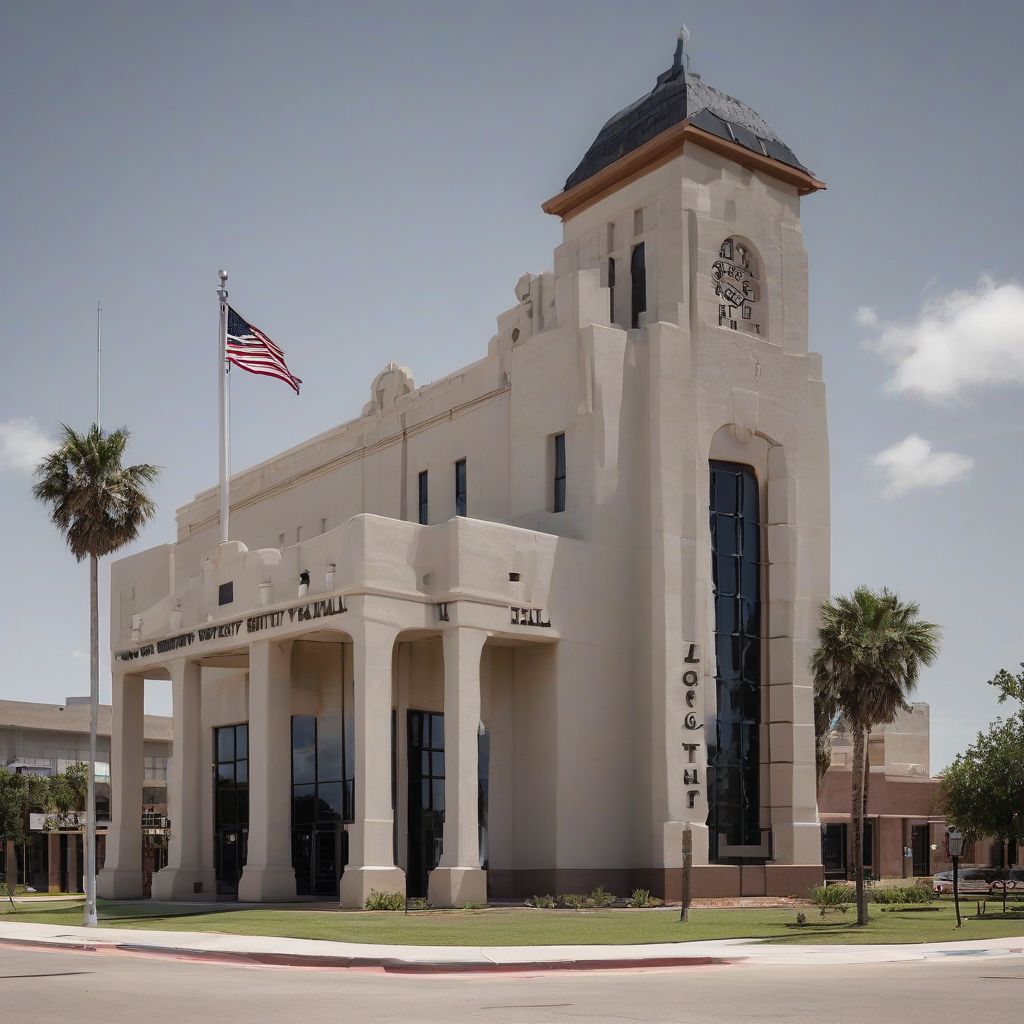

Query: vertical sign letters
left=682, top=642, right=703, bottom=812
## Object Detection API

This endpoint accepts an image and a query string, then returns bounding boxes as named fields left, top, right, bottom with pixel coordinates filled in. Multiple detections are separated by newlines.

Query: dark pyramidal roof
left=564, top=39, right=810, bottom=192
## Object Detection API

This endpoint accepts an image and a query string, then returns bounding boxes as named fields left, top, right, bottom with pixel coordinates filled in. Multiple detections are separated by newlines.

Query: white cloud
left=0, top=417, right=56, bottom=472
left=872, top=435, right=973, bottom=499
left=856, top=305, right=879, bottom=328
left=862, top=277, right=1024, bottom=400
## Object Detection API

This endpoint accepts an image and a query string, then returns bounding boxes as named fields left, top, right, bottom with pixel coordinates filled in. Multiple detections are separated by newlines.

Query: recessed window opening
left=455, top=459, right=467, bottom=517
left=633, top=208, right=644, bottom=235
left=630, top=243, right=646, bottom=329
left=418, top=470, right=429, bottom=525
left=552, top=433, right=566, bottom=513
left=608, top=257, right=616, bottom=324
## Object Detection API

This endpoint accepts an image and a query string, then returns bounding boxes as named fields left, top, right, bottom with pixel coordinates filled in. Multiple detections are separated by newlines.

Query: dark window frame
left=630, top=242, right=646, bottom=328
left=454, top=458, right=467, bottom=517
left=607, top=257, right=616, bottom=324
left=552, top=432, right=566, bottom=513
left=418, top=469, right=429, bottom=525
left=708, top=461, right=763, bottom=863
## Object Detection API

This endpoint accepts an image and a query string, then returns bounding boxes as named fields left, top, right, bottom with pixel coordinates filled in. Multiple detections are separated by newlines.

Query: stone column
left=428, top=626, right=488, bottom=907
left=151, top=659, right=215, bottom=900
left=97, top=672, right=146, bottom=898
left=339, top=620, right=404, bottom=908
left=238, top=639, right=296, bottom=902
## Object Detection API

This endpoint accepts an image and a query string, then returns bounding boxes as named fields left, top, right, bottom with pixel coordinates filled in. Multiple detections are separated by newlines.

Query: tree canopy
left=32, top=423, right=159, bottom=561
left=939, top=712, right=1024, bottom=848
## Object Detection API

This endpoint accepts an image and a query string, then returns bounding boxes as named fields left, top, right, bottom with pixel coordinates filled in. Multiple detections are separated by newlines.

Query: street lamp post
left=948, top=829, right=964, bottom=929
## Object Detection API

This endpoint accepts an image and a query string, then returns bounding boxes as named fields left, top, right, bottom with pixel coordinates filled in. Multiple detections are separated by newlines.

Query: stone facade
left=100, top=41, right=829, bottom=905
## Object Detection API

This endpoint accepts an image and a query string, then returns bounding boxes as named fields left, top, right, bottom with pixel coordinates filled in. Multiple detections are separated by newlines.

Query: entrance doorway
left=911, top=824, right=930, bottom=877
left=407, top=710, right=445, bottom=898
left=293, top=827, right=347, bottom=898
left=214, top=723, right=249, bottom=896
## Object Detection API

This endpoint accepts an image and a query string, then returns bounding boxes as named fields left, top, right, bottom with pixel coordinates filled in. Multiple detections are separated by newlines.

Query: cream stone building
left=98, top=35, right=829, bottom=906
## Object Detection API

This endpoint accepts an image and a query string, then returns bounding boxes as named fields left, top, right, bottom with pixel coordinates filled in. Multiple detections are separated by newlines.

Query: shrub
left=872, top=885, right=933, bottom=905
left=808, top=883, right=852, bottom=916
left=526, top=894, right=556, bottom=909
left=364, top=889, right=405, bottom=911
left=588, top=885, right=616, bottom=908
left=405, top=897, right=429, bottom=911
left=560, top=893, right=588, bottom=910
left=630, top=888, right=652, bottom=908
left=462, top=902, right=485, bottom=910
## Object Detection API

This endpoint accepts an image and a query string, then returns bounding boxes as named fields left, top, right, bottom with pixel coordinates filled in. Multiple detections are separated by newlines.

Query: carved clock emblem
left=712, top=237, right=761, bottom=336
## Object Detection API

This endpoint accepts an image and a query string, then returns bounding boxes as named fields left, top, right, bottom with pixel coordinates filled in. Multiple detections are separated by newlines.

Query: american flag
left=225, top=306, right=302, bottom=394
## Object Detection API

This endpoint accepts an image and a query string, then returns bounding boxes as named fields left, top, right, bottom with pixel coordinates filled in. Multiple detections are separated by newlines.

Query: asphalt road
left=1, top=945, right=1022, bottom=1023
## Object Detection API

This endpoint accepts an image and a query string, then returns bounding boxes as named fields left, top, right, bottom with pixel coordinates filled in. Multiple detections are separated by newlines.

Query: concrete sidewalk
left=2, top=919, right=1024, bottom=973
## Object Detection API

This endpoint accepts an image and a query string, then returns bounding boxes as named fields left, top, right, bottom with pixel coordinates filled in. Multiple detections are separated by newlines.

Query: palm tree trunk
left=851, top=725, right=868, bottom=925
left=862, top=727, right=872, bottom=880
left=83, top=553, right=98, bottom=927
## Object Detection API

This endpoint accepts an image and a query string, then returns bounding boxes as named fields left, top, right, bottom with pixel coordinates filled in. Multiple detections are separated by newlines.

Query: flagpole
left=217, top=270, right=230, bottom=543
left=96, top=301, right=102, bottom=427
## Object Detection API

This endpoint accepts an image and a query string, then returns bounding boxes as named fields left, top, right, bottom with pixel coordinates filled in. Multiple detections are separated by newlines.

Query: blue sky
left=1, top=1, right=1022, bottom=770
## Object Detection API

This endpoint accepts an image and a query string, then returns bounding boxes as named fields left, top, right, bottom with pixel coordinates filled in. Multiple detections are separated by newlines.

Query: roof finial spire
left=673, top=24, right=691, bottom=73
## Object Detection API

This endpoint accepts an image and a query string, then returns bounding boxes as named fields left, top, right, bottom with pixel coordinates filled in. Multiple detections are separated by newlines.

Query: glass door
left=213, top=723, right=249, bottom=896
left=407, top=710, right=445, bottom=898
left=911, top=824, right=930, bottom=877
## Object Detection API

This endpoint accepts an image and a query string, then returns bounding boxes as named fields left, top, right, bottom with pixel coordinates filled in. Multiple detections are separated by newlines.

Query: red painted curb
left=119, top=944, right=730, bottom=973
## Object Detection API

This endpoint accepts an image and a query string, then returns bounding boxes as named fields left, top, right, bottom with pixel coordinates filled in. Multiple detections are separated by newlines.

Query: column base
left=339, top=866, right=406, bottom=909
left=96, top=867, right=145, bottom=900
left=427, top=867, right=487, bottom=908
left=150, top=867, right=217, bottom=902
left=237, top=865, right=298, bottom=903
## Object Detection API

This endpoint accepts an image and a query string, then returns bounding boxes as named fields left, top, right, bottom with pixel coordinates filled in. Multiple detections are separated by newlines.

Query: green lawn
left=3, top=900, right=1024, bottom=947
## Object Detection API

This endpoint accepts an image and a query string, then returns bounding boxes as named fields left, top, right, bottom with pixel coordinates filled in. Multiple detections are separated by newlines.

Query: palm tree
left=33, top=424, right=158, bottom=926
left=811, top=587, right=940, bottom=925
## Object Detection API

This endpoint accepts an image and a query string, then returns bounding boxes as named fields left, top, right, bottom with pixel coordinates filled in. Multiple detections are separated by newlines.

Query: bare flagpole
left=218, top=270, right=230, bottom=543
left=84, top=301, right=102, bottom=927
left=96, top=302, right=102, bottom=425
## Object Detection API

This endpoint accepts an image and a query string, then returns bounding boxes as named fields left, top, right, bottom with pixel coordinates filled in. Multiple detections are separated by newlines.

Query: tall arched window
left=712, top=237, right=763, bottom=336
left=708, top=460, right=762, bottom=862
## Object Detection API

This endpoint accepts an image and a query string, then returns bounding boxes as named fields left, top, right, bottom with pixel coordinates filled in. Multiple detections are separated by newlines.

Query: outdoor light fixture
left=298, top=569, right=310, bottom=598
left=948, top=829, right=965, bottom=928
left=325, top=562, right=336, bottom=590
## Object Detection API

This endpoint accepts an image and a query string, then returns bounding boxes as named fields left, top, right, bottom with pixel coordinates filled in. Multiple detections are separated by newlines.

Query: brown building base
left=487, top=864, right=823, bottom=901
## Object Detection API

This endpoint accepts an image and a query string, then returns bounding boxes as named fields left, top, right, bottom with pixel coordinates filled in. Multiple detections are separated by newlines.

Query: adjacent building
left=0, top=698, right=171, bottom=893
left=99, top=33, right=830, bottom=905
left=819, top=704, right=1019, bottom=880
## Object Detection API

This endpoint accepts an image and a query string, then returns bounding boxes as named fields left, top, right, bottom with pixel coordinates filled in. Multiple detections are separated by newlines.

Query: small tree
left=34, top=424, right=158, bottom=926
left=939, top=713, right=1024, bottom=913
left=811, top=587, right=940, bottom=925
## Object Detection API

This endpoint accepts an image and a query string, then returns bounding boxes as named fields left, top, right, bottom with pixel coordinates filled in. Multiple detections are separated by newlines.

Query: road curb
left=0, top=935, right=732, bottom=973
left=122, top=944, right=732, bottom=972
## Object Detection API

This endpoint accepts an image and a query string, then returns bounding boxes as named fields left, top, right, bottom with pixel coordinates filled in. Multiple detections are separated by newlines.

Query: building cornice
left=542, top=121, right=827, bottom=221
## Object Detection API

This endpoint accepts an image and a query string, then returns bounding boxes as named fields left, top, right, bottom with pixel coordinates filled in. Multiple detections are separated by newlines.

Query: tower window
left=633, top=208, right=644, bottom=235
left=708, top=461, right=762, bottom=863
left=630, top=243, right=646, bottom=329
left=608, top=257, right=616, bottom=324
left=418, top=470, right=429, bottom=525
left=552, top=433, right=566, bottom=513
left=455, top=459, right=467, bottom=517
